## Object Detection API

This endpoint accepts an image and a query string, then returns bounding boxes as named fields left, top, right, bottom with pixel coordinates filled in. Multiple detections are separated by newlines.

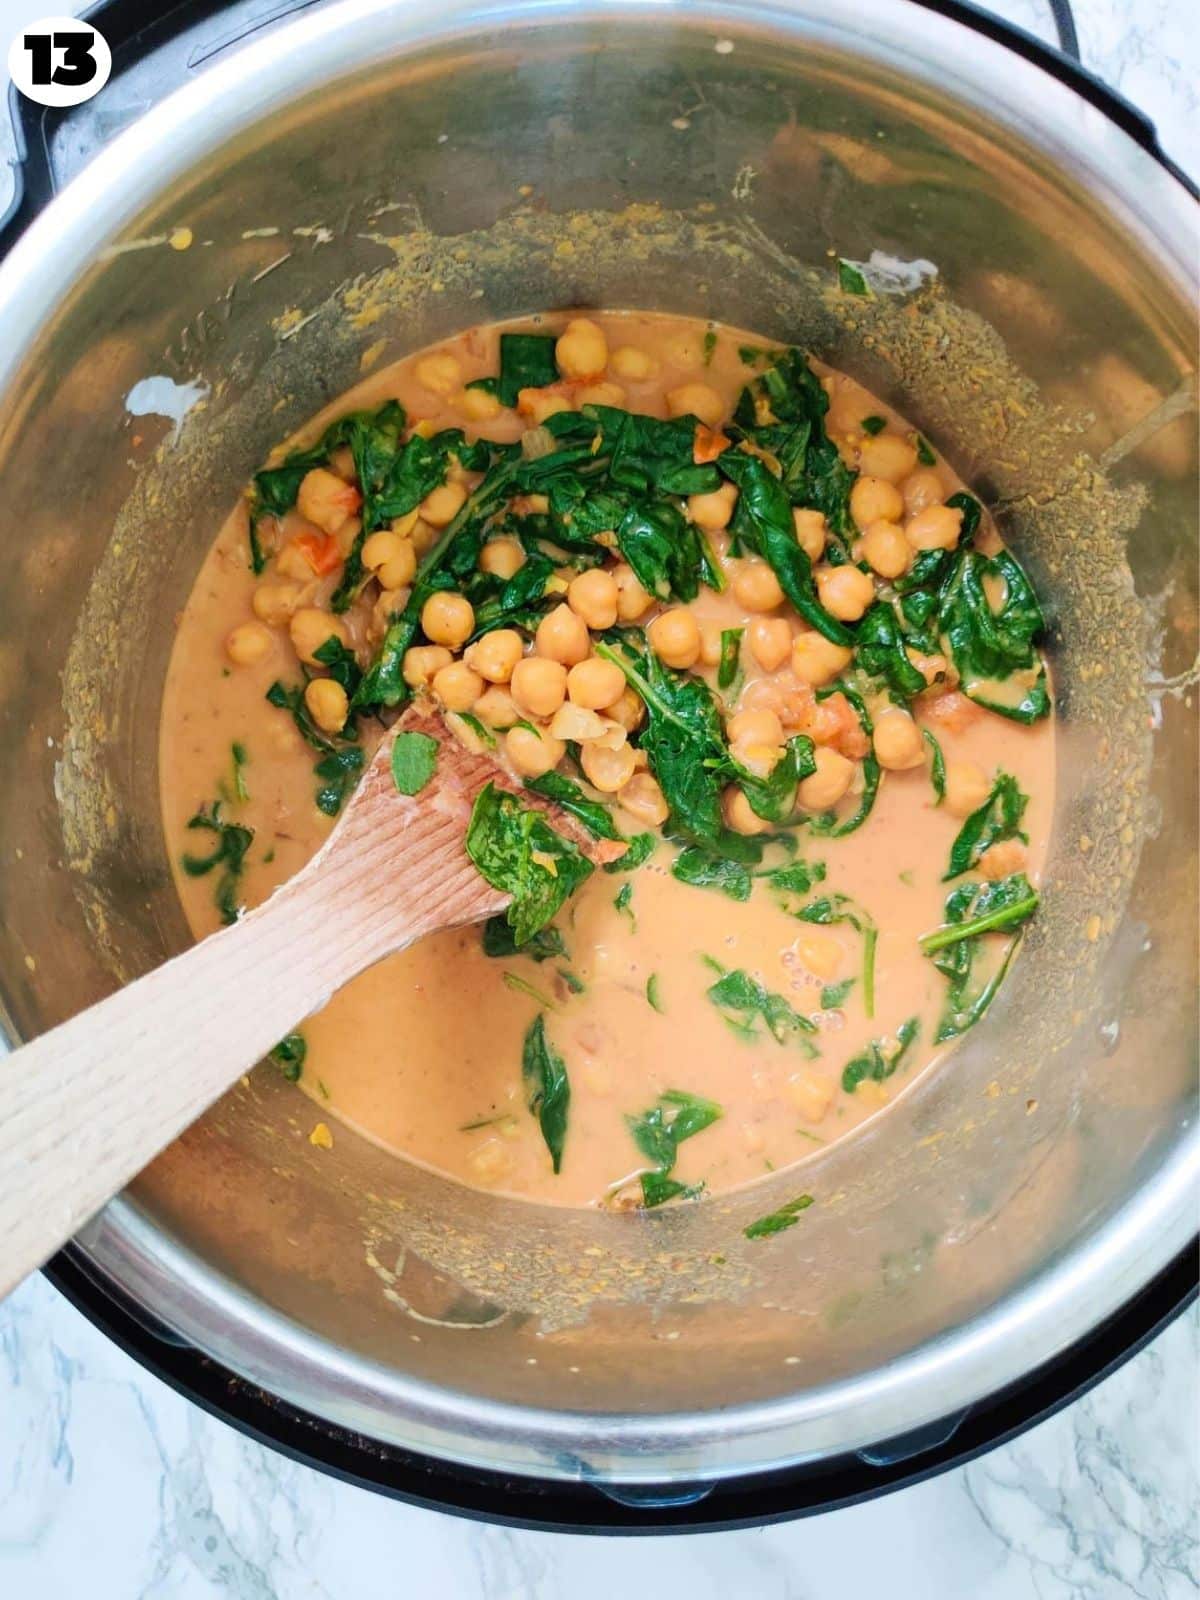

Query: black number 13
left=23, top=30, right=98, bottom=87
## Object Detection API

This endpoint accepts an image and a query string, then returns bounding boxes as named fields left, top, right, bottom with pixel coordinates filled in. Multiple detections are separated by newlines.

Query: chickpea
left=687, top=482, right=738, bottom=532
left=746, top=616, right=793, bottom=672
left=613, top=563, right=653, bottom=621
left=555, top=317, right=608, bottom=380
left=610, top=345, right=657, bottom=381
left=328, top=445, right=356, bottom=483
left=577, top=380, right=627, bottom=408
left=535, top=603, right=590, bottom=666
left=567, top=568, right=619, bottom=630
left=251, top=580, right=303, bottom=627
left=518, top=388, right=573, bottom=425
left=409, top=519, right=438, bottom=555
left=859, top=520, right=911, bottom=579
left=815, top=564, right=875, bottom=622
left=618, top=772, right=669, bottom=828
left=850, top=475, right=905, bottom=527
left=402, top=644, right=454, bottom=688
left=431, top=660, right=485, bottom=713
left=297, top=467, right=361, bottom=535
left=901, top=468, right=945, bottom=516
left=980, top=839, right=1028, bottom=880
left=362, top=530, right=417, bottom=590
left=944, top=760, right=992, bottom=818
left=421, top=591, right=475, bottom=649
left=505, top=724, right=565, bottom=778
left=873, top=708, right=925, bottom=770
left=729, top=560, right=782, bottom=613
left=787, top=1068, right=834, bottom=1123
left=797, top=747, right=856, bottom=812
left=510, top=655, right=568, bottom=718
left=289, top=607, right=349, bottom=666
left=465, top=628, right=523, bottom=684
left=728, top=707, right=784, bottom=748
left=859, top=433, right=919, bottom=484
left=607, top=686, right=646, bottom=733
left=226, top=621, right=272, bottom=666
left=420, top=480, right=468, bottom=529
left=648, top=607, right=701, bottom=669
left=723, top=786, right=769, bottom=836
left=391, top=508, right=420, bottom=538
left=567, top=657, right=626, bottom=710
left=906, top=504, right=963, bottom=552
left=792, top=508, right=827, bottom=562
left=459, top=385, right=502, bottom=422
left=470, top=688, right=516, bottom=730
left=791, top=631, right=853, bottom=687
left=580, top=739, right=638, bottom=793
left=415, top=351, right=463, bottom=395
left=792, top=928, right=843, bottom=981
left=304, top=677, right=349, bottom=736
left=478, top=538, right=525, bottom=580
left=666, top=382, right=724, bottom=428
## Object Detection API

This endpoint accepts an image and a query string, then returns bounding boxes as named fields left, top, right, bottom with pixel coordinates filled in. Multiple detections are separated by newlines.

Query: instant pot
left=0, top=0, right=1194, bottom=1531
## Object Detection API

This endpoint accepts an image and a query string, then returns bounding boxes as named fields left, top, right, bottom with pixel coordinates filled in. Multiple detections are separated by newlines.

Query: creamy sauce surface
left=160, top=311, right=1054, bottom=1208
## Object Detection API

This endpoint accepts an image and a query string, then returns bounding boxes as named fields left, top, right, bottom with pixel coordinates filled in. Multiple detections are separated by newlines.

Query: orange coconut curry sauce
left=160, top=311, right=1054, bottom=1212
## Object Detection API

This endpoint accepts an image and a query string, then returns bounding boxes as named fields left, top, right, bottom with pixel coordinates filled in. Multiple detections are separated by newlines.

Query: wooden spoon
left=0, top=709, right=614, bottom=1301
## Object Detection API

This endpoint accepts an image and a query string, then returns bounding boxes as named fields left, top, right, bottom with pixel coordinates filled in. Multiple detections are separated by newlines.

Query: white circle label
left=8, top=16, right=111, bottom=108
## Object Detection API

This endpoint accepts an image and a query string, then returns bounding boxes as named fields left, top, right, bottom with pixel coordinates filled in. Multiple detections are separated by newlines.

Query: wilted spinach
left=466, top=783, right=594, bottom=946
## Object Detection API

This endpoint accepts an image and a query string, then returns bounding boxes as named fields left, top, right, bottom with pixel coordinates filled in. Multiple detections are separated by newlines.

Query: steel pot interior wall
left=0, top=0, right=1194, bottom=1482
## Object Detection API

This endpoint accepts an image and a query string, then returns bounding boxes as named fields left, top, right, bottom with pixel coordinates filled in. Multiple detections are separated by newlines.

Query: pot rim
left=0, top=0, right=1195, bottom=1483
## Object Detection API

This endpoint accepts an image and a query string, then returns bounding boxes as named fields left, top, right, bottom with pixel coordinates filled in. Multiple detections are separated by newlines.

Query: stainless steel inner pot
left=0, top=0, right=1194, bottom=1486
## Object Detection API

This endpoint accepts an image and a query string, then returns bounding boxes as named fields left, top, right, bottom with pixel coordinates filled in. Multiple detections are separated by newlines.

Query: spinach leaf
left=762, top=857, right=828, bottom=911
left=837, top=259, right=870, bottom=296
left=646, top=973, right=666, bottom=1013
left=312, top=635, right=362, bottom=701
left=586, top=405, right=718, bottom=498
left=737, top=733, right=816, bottom=824
left=525, top=770, right=621, bottom=841
left=640, top=1172, right=702, bottom=1208
left=923, top=729, right=946, bottom=804
left=603, top=831, right=656, bottom=874
left=594, top=633, right=728, bottom=846
left=717, top=627, right=743, bottom=690
left=945, top=771, right=1028, bottom=879
left=615, top=499, right=705, bottom=603
left=855, top=602, right=927, bottom=700
left=469, top=553, right=558, bottom=635
left=916, top=435, right=937, bottom=467
left=861, top=415, right=886, bottom=436
left=481, top=917, right=568, bottom=962
left=731, top=347, right=856, bottom=545
left=466, top=783, right=594, bottom=946
left=671, top=847, right=753, bottom=901
left=842, top=1016, right=919, bottom=1093
left=270, top=1033, right=307, bottom=1082
left=627, top=1088, right=722, bottom=1206
left=229, top=741, right=250, bottom=804
left=181, top=802, right=254, bottom=925
left=704, top=960, right=818, bottom=1048
left=494, top=332, right=560, bottom=406
left=522, top=1014, right=570, bottom=1172
left=614, top=880, right=636, bottom=929
left=921, top=875, right=1039, bottom=1041
left=820, top=978, right=855, bottom=1009
left=314, top=746, right=366, bottom=816
left=937, top=546, right=1050, bottom=723
left=921, top=872, right=1040, bottom=954
left=718, top=451, right=853, bottom=645
left=744, top=1192, right=814, bottom=1239
left=390, top=730, right=438, bottom=795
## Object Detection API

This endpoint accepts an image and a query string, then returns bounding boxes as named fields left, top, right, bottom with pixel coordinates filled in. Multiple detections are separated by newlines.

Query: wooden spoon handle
left=0, top=794, right=498, bottom=1302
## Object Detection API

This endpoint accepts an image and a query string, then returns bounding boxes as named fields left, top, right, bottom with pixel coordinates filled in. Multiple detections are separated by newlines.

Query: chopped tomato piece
left=693, top=424, right=731, bottom=464
left=291, top=530, right=344, bottom=576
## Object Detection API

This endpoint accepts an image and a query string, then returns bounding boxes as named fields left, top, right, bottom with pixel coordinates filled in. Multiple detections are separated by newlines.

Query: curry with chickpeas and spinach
left=160, top=308, right=1053, bottom=1217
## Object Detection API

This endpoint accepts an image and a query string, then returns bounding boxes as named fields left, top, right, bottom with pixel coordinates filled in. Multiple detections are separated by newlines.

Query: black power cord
left=1048, top=0, right=1081, bottom=60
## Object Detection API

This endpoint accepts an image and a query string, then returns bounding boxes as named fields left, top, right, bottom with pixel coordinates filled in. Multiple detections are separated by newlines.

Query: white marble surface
left=0, top=0, right=1196, bottom=1594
